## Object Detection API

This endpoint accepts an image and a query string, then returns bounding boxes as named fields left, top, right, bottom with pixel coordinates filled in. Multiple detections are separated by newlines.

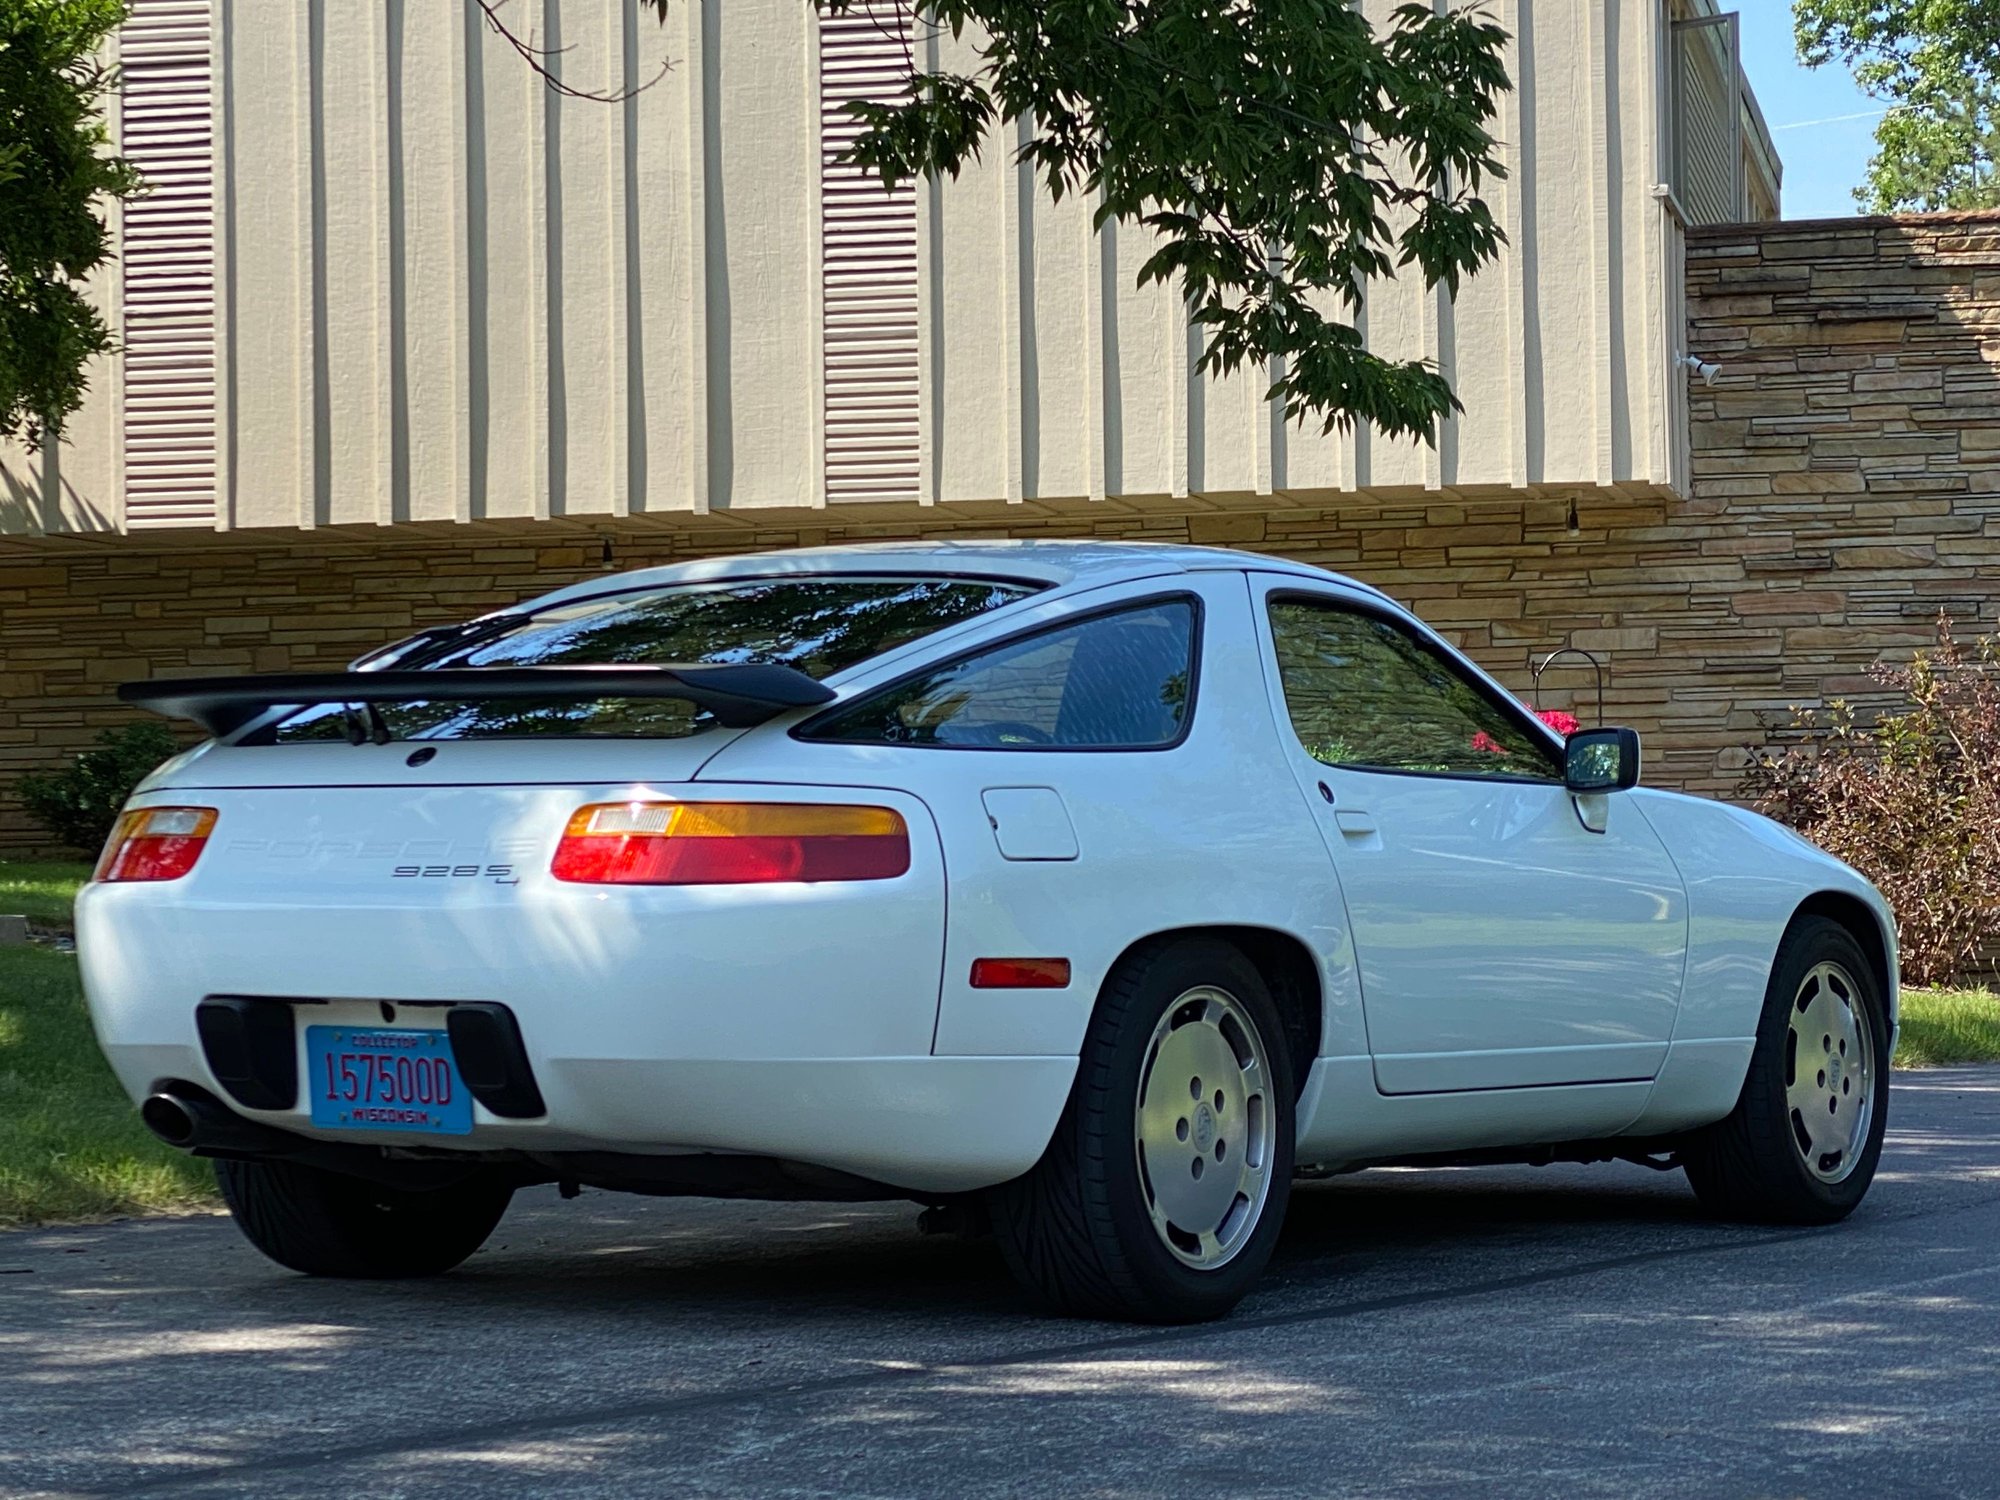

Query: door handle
left=1335, top=811, right=1378, bottom=838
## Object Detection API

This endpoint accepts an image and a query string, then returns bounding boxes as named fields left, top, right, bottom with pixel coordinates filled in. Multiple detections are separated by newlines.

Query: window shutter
left=819, top=6, right=919, bottom=503
left=1670, top=14, right=1743, bottom=227
left=120, top=0, right=216, bottom=529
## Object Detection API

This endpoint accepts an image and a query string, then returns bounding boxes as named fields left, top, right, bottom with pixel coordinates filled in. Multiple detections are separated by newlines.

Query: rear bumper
left=77, top=881, right=1076, bottom=1196
left=105, top=1035, right=1074, bottom=1194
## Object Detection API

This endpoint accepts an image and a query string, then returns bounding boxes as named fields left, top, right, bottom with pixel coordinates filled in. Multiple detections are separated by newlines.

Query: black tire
left=215, top=1158, right=514, bottom=1278
left=989, top=937, right=1296, bottom=1323
left=1682, top=915, right=1890, bottom=1225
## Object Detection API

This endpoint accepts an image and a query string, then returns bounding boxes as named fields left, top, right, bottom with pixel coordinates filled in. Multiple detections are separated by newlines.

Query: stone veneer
left=3, top=211, right=1998, bottom=852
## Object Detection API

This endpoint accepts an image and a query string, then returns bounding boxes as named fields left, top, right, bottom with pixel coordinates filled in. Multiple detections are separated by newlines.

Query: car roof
left=524, top=538, right=1392, bottom=611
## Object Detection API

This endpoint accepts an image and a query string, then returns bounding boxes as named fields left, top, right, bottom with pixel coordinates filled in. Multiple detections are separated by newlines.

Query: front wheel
left=216, top=1158, right=514, bottom=1278
left=1682, top=915, right=1890, bottom=1225
left=989, top=938, right=1296, bottom=1323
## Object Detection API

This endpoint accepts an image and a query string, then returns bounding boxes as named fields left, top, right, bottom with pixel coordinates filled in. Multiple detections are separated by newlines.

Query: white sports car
left=81, top=541, right=1896, bottom=1322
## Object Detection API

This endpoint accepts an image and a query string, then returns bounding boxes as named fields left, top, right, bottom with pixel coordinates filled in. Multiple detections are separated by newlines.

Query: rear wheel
left=990, top=938, right=1296, bottom=1323
left=1682, top=916, right=1890, bottom=1224
left=216, top=1158, right=514, bottom=1278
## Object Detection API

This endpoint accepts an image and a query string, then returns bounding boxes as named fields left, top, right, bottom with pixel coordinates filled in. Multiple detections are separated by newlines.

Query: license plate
left=305, top=1025, right=475, bottom=1135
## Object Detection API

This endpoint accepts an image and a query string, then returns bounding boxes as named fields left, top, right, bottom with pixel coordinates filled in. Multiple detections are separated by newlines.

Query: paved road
left=5, top=1069, right=2000, bottom=1499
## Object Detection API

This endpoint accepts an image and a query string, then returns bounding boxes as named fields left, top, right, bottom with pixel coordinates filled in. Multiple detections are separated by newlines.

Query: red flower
left=1535, top=708, right=1580, bottom=737
left=1472, top=709, right=1578, bottom=756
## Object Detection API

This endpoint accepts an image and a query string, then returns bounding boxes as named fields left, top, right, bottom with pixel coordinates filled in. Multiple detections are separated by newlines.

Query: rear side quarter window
left=799, top=598, right=1199, bottom=750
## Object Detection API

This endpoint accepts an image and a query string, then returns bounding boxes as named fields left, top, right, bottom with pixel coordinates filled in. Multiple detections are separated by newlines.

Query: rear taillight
left=551, top=801, right=910, bottom=885
left=95, top=806, right=219, bottom=883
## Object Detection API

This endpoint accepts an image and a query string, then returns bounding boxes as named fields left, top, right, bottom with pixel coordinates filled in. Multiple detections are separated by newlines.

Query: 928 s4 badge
left=391, top=864, right=519, bottom=884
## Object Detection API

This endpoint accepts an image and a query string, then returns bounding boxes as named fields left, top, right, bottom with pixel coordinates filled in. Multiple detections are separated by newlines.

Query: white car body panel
left=78, top=540, right=1898, bottom=1193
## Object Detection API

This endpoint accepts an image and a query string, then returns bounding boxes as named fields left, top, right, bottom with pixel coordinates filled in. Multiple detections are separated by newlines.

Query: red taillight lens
left=94, top=806, right=218, bottom=883
left=551, top=801, right=911, bottom=885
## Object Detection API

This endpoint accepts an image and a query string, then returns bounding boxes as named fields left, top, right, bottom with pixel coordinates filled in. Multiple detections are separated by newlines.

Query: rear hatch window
left=272, top=576, right=1036, bottom=743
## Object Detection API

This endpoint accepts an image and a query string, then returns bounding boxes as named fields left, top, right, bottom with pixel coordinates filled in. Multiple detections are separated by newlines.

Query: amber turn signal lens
left=551, top=800, right=910, bottom=885
left=94, top=806, right=219, bottom=883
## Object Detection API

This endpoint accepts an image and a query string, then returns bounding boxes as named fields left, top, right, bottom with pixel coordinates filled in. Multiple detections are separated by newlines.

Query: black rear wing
left=118, top=664, right=837, bottom=737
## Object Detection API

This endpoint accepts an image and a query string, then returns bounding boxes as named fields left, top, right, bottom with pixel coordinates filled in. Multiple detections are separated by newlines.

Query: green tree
left=485, top=0, right=1513, bottom=446
left=0, top=0, right=138, bottom=452
left=1796, top=0, right=2000, bottom=212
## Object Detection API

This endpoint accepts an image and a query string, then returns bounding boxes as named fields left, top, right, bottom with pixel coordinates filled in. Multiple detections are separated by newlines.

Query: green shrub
left=1741, top=616, right=2000, bottom=988
left=15, top=722, right=182, bottom=854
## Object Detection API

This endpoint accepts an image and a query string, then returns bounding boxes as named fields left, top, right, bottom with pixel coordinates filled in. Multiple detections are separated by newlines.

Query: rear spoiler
left=117, top=664, right=838, bottom=737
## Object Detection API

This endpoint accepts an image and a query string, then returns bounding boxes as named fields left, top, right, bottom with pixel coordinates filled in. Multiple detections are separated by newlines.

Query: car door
left=1253, top=581, right=1688, bottom=1094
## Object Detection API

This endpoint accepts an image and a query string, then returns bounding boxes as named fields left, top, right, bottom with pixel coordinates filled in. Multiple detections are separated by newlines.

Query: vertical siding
left=712, top=3, right=818, bottom=509
left=548, top=1, right=629, bottom=519
left=819, top=4, right=920, bottom=503
left=120, top=0, right=216, bottom=529
left=224, top=0, right=307, bottom=530
left=628, top=0, right=697, bottom=515
left=397, top=0, right=469, bottom=523
left=11, top=0, right=1700, bottom=538
left=1023, top=165, right=1094, bottom=501
left=316, top=0, right=391, bottom=526
left=928, top=18, right=1006, bottom=504
left=921, top=0, right=1682, bottom=504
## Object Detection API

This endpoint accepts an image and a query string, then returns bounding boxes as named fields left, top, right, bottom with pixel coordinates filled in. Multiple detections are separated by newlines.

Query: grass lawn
left=1894, top=986, right=2000, bottom=1068
left=0, top=859, right=92, bottom=929
left=0, top=944, right=216, bottom=1226
left=0, top=859, right=215, bottom=1224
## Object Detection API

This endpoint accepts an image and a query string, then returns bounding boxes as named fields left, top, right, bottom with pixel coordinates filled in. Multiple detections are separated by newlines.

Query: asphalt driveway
left=6, top=1068, right=2000, bottom=1499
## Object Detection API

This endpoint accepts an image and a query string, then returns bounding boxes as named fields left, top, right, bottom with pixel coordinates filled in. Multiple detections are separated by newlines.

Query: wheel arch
left=1790, top=890, right=1898, bottom=1027
left=1106, top=925, right=1323, bottom=1096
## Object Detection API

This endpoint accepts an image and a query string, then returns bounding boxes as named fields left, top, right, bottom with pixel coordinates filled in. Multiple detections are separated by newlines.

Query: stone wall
left=4, top=210, right=1998, bottom=853
left=1682, top=211, right=2000, bottom=756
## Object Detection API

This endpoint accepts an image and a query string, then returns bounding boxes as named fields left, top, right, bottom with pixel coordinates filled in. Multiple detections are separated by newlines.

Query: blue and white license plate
left=305, top=1025, right=475, bottom=1135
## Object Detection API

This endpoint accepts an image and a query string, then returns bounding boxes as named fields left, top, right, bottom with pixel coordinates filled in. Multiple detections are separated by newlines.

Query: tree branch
left=475, top=0, right=671, bottom=104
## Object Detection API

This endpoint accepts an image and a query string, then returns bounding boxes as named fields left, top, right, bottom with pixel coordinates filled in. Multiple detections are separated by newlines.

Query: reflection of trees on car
left=276, top=578, right=1032, bottom=743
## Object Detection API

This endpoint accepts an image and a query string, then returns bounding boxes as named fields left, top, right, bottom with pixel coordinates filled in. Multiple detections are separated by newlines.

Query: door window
left=1267, top=598, right=1560, bottom=780
left=800, top=599, right=1196, bottom=749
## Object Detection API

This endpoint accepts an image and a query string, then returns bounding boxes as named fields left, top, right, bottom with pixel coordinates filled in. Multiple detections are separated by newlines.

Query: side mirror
left=1564, top=727, right=1641, bottom=794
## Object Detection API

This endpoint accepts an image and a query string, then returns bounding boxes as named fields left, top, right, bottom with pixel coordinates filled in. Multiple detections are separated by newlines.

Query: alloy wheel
left=1133, top=986, right=1275, bottom=1269
left=1784, top=960, right=1875, bottom=1184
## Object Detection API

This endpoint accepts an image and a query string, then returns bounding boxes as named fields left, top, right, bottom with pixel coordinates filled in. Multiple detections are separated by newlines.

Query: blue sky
left=1736, top=6, right=1880, bottom=218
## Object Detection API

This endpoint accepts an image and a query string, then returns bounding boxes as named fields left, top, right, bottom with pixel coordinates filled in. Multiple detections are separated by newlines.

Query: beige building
left=0, top=0, right=1789, bottom=849
left=5, top=0, right=1778, bottom=534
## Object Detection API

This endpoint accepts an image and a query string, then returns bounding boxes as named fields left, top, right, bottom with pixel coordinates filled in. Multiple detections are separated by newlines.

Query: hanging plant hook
left=1532, top=647, right=1606, bottom=727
